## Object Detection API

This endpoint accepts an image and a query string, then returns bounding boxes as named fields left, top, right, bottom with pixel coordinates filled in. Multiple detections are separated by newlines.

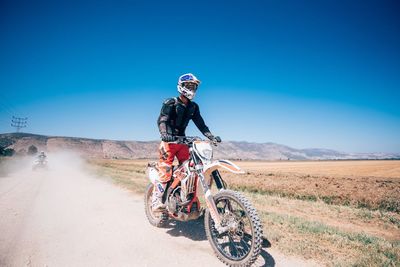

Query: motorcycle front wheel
left=144, top=183, right=168, bottom=227
left=204, top=190, right=263, bottom=266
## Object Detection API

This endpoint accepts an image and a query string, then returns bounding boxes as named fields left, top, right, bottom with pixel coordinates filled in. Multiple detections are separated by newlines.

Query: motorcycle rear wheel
left=204, top=190, right=263, bottom=266
left=144, top=183, right=168, bottom=227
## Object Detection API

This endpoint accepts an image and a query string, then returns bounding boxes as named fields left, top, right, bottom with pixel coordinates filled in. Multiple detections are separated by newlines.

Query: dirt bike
left=144, top=136, right=263, bottom=266
left=32, top=159, right=48, bottom=171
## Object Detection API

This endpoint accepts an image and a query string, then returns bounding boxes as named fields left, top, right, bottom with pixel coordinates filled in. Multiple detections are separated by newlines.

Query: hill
left=1, top=132, right=399, bottom=160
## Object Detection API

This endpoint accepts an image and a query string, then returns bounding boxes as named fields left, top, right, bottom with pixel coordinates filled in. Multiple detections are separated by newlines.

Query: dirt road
left=0, top=155, right=316, bottom=267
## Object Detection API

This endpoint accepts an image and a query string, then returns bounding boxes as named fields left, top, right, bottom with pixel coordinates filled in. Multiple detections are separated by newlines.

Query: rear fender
left=146, top=162, right=159, bottom=184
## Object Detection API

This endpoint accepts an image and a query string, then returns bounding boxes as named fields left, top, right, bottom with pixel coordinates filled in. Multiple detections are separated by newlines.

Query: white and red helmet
left=177, top=73, right=201, bottom=100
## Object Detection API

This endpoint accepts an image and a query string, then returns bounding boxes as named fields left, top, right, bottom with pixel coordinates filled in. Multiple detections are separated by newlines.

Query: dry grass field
left=239, top=160, right=400, bottom=178
left=89, top=159, right=400, bottom=266
left=225, top=160, right=400, bottom=212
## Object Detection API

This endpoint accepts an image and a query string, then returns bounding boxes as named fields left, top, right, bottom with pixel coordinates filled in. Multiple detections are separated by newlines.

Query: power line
left=0, top=92, right=19, bottom=115
left=0, top=118, right=11, bottom=127
left=0, top=102, right=14, bottom=116
left=11, top=116, right=28, bottom=132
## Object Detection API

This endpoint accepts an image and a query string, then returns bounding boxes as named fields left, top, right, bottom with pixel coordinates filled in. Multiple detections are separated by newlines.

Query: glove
left=213, top=136, right=222, bottom=143
left=161, top=133, right=175, bottom=142
left=205, top=132, right=221, bottom=143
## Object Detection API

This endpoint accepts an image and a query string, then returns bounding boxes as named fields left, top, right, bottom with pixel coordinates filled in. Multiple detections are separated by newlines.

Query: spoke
left=211, top=195, right=254, bottom=261
left=216, top=230, right=228, bottom=240
left=225, top=199, right=233, bottom=212
left=217, top=200, right=228, bottom=214
left=222, top=199, right=228, bottom=211
left=235, top=210, right=246, bottom=218
left=239, top=235, right=251, bottom=253
left=227, top=233, right=241, bottom=258
left=243, top=233, right=253, bottom=242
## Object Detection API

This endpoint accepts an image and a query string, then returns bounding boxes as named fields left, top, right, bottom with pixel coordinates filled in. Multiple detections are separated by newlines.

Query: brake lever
left=211, top=140, right=219, bottom=147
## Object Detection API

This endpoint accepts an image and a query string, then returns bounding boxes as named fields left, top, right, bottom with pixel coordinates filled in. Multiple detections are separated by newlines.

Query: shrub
left=27, top=145, right=38, bottom=155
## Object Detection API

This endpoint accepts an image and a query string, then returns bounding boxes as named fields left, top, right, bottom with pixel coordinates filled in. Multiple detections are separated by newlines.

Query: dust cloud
left=0, top=150, right=230, bottom=267
left=0, top=151, right=94, bottom=181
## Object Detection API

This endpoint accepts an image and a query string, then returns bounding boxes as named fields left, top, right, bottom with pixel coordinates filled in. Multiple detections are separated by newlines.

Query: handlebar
left=173, top=136, right=220, bottom=146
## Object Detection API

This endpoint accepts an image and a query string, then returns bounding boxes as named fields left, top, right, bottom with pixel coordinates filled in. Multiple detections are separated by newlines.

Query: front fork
left=197, top=168, right=228, bottom=233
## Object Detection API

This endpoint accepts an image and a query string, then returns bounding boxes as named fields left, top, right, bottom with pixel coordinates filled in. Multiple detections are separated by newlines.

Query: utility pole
left=11, top=116, right=27, bottom=132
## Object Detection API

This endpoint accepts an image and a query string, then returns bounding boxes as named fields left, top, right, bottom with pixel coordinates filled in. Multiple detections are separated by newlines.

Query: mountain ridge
left=1, top=132, right=399, bottom=160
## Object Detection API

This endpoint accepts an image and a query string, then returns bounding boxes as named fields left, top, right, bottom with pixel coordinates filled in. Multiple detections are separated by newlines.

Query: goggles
left=183, top=82, right=198, bottom=91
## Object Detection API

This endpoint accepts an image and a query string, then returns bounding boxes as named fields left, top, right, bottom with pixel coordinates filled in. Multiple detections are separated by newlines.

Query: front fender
left=204, top=160, right=245, bottom=178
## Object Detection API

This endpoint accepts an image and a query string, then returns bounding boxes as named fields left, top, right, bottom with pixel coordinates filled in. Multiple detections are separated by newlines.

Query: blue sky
left=0, top=0, right=399, bottom=153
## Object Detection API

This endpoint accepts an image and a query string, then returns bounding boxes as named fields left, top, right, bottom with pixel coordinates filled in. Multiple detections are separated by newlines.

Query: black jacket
left=157, top=97, right=211, bottom=137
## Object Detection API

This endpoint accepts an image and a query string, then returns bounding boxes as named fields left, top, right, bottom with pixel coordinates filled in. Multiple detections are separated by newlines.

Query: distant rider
left=152, top=73, right=221, bottom=211
left=37, top=151, right=47, bottom=163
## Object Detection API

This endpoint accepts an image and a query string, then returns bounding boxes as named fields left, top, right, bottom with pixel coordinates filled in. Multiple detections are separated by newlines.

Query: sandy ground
left=0, top=154, right=317, bottom=267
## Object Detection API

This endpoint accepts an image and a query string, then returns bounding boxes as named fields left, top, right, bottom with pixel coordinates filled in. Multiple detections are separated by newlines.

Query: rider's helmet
left=177, top=73, right=201, bottom=100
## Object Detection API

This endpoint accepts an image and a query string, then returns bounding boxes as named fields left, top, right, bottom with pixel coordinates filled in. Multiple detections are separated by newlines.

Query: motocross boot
left=151, top=182, right=167, bottom=212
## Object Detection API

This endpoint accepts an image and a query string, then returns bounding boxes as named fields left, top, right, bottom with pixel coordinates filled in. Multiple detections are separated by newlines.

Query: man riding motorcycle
left=152, top=73, right=221, bottom=211
left=37, top=151, right=47, bottom=163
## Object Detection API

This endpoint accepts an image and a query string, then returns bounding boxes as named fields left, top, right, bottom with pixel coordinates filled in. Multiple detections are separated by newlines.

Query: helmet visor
left=183, top=82, right=198, bottom=92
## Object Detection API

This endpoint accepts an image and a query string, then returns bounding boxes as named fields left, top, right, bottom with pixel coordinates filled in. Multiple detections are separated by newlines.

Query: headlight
left=193, top=141, right=213, bottom=161
left=202, top=149, right=212, bottom=160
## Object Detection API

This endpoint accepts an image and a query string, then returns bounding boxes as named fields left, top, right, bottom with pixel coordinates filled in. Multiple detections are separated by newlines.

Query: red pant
left=158, top=141, right=189, bottom=182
